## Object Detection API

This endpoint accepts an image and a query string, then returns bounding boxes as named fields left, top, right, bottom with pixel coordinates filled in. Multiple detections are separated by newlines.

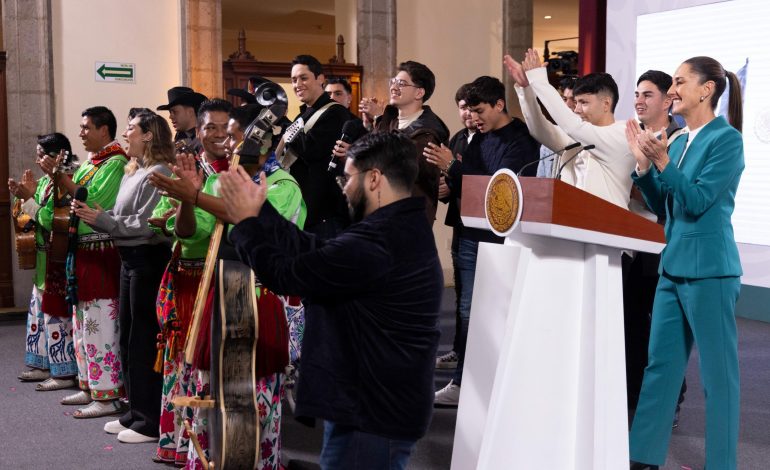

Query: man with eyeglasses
left=218, top=132, right=443, bottom=470
left=358, top=61, right=450, bottom=224
left=285, top=54, right=356, bottom=239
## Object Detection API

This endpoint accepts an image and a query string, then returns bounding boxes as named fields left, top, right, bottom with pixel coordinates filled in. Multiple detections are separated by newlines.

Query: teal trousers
left=629, top=273, right=740, bottom=469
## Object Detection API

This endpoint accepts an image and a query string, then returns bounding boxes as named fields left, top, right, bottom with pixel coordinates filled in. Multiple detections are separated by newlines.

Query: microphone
left=328, top=120, right=365, bottom=172
left=68, top=187, right=88, bottom=250
left=555, top=144, right=595, bottom=180
left=517, top=142, right=582, bottom=176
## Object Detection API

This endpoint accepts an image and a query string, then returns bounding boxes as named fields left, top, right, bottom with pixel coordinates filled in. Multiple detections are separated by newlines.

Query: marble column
left=2, top=0, right=54, bottom=307
left=356, top=0, right=396, bottom=102
left=181, top=0, right=222, bottom=99
left=502, top=0, right=533, bottom=119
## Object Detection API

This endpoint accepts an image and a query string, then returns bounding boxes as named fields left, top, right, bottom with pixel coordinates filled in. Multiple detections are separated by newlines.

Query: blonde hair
left=125, top=111, right=176, bottom=175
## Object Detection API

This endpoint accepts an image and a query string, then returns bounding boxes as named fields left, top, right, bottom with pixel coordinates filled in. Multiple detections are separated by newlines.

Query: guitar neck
left=183, top=154, right=240, bottom=364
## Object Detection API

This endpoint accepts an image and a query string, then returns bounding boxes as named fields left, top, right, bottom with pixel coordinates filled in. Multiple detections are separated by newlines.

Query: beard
left=346, top=180, right=367, bottom=223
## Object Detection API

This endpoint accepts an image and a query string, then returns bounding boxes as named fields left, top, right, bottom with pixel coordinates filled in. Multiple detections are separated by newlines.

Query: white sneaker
left=435, top=350, right=459, bottom=369
left=104, top=419, right=128, bottom=434
left=117, top=429, right=156, bottom=444
left=434, top=380, right=461, bottom=407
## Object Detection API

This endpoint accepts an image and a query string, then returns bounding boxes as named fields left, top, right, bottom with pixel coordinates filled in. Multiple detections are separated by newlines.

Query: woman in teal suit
left=625, top=56, right=744, bottom=470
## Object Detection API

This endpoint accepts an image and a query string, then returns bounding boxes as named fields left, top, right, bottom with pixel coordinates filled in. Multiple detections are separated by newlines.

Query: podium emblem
left=484, top=169, right=523, bottom=237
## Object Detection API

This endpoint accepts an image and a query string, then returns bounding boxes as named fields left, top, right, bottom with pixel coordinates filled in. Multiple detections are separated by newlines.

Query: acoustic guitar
left=173, top=85, right=288, bottom=470
left=11, top=199, right=36, bottom=270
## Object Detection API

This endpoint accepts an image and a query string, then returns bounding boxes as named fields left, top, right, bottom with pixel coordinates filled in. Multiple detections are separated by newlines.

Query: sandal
left=18, top=368, right=50, bottom=382
left=36, top=377, right=77, bottom=391
left=73, top=399, right=122, bottom=419
left=61, top=390, right=92, bottom=406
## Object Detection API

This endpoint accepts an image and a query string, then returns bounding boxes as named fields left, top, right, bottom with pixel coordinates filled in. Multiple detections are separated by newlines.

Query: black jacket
left=441, top=128, right=475, bottom=228
left=447, top=118, right=540, bottom=243
left=229, top=197, right=443, bottom=440
left=286, top=92, right=355, bottom=233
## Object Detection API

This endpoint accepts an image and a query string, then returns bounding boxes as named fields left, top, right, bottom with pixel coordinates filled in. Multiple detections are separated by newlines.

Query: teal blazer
left=632, top=116, right=744, bottom=279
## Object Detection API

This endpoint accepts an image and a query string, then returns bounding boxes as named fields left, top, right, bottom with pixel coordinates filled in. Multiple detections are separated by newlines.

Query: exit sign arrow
left=94, top=61, right=136, bottom=83
left=97, top=64, right=133, bottom=79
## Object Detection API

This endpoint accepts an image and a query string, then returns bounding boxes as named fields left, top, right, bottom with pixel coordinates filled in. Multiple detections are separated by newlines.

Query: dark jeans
left=319, top=421, right=416, bottom=470
left=453, top=238, right=479, bottom=385
left=117, top=243, right=171, bottom=437
left=450, top=226, right=462, bottom=352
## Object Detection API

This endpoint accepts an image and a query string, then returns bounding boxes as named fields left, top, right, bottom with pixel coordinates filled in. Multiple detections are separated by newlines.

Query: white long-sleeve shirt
left=515, top=67, right=635, bottom=209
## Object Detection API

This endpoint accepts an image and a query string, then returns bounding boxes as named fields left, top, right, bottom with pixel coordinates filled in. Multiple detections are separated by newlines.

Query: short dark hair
left=572, top=73, right=620, bottom=112
left=229, top=104, right=261, bottom=132
left=559, top=76, right=578, bottom=92
left=38, top=132, right=72, bottom=157
left=291, top=54, right=324, bottom=78
left=82, top=106, right=117, bottom=140
left=347, top=132, right=418, bottom=193
left=326, top=77, right=352, bottom=94
left=464, top=76, right=507, bottom=112
left=197, top=99, right=233, bottom=128
left=636, top=70, right=672, bottom=95
left=398, top=61, right=436, bottom=102
left=454, top=83, right=473, bottom=104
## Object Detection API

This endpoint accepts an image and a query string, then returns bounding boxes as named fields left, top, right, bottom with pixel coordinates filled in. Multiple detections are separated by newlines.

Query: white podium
left=450, top=177, right=665, bottom=470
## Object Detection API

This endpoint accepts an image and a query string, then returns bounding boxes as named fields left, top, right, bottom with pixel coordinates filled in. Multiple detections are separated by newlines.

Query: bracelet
left=193, top=189, right=200, bottom=206
left=446, top=159, right=457, bottom=172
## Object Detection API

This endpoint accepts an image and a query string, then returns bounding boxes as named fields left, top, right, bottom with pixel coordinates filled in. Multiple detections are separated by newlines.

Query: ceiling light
left=544, top=15, right=552, bottom=19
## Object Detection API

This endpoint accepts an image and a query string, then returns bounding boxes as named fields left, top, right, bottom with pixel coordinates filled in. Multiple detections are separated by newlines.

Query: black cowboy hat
left=226, top=88, right=257, bottom=104
left=157, top=86, right=208, bottom=111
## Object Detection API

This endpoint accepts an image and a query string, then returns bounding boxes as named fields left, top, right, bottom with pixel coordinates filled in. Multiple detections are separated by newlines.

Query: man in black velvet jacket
left=218, top=132, right=443, bottom=469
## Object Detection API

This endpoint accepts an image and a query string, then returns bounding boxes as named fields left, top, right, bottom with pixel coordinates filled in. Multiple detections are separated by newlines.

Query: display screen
left=637, top=0, right=770, bottom=246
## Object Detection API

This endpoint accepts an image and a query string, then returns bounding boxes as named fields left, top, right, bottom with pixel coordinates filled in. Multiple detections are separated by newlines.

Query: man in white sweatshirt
left=504, top=49, right=635, bottom=209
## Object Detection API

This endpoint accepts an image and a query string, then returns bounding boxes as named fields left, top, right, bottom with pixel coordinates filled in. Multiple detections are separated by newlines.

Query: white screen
left=637, top=0, right=770, bottom=246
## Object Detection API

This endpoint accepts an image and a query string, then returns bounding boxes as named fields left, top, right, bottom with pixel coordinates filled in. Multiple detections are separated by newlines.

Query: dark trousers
left=622, top=252, right=686, bottom=410
left=319, top=421, right=416, bottom=470
left=453, top=238, right=479, bottom=385
left=450, top=226, right=461, bottom=352
left=117, top=243, right=171, bottom=437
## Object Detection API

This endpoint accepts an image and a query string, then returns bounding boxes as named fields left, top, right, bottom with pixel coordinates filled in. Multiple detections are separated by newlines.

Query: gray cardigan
left=92, top=162, right=171, bottom=247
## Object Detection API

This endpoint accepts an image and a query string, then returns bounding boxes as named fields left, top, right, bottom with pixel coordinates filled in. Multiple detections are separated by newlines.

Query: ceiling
left=221, top=0, right=579, bottom=54
left=221, top=0, right=335, bottom=34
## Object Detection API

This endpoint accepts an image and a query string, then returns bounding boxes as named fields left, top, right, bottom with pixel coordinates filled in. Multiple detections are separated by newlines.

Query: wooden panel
left=461, top=175, right=665, bottom=244
left=223, top=59, right=363, bottom=115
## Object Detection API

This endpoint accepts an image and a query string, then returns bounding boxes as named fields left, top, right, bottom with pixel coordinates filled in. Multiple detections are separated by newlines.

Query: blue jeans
left=320, top=421, right=416, bottom=470
left=453, top=238, right=479, bottom=385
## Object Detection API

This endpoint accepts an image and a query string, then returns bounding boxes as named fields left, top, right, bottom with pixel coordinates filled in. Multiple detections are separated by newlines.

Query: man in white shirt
left=504, top=49, right=635, bottom=209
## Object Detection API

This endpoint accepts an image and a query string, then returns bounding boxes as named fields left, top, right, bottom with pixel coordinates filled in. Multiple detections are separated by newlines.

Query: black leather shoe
left=630, top=461, right=659, bottom=470
left=673, top=407, right=681, bottom=428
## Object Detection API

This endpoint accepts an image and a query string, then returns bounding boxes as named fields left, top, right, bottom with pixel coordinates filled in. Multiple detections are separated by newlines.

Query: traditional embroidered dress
left=185, top=156, right=307, bottom=470
left=69, top=142, right=127, bottom=400
left=22, top=173, right=79, bottom=378
left=154, top=194, right=216, bottom=466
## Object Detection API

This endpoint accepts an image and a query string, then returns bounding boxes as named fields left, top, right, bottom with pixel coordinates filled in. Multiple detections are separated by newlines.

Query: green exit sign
left=95, top=61, right=135, bottom=83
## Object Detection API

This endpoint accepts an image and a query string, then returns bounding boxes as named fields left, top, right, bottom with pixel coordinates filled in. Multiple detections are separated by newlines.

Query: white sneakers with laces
left=435, top=350, right=459, bottom=369
left=434, top=379, right=461, bottom=407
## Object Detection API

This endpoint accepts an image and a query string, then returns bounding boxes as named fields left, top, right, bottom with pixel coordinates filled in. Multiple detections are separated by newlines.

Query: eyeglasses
left=389, top=78, right=419, bottom=89
left=335, top=169, right=372, bottom=190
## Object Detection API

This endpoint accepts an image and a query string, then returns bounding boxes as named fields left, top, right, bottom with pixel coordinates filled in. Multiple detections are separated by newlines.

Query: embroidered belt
left=78, top=232, right=113, bottom=244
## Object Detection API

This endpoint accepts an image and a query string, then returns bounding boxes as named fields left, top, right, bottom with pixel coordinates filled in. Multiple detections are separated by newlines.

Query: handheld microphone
left=555, top=144, right=595, bottom=180
left=68, top=187, right=88, bottom=250
left=517, top=142, right=582, bottom=176
left=328, top=120, right=365, bottom=172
